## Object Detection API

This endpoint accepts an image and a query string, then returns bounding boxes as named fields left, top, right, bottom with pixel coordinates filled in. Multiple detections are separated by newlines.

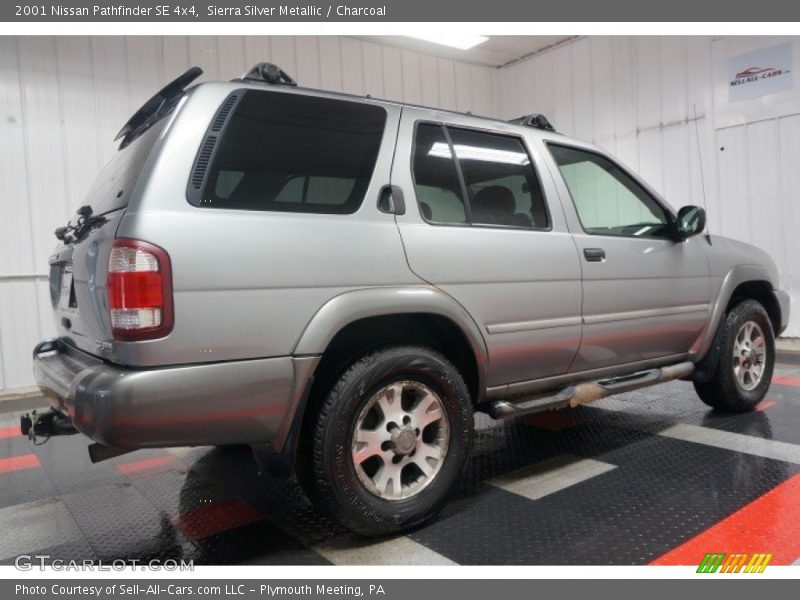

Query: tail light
left=107, top=238, right=173, bottom=341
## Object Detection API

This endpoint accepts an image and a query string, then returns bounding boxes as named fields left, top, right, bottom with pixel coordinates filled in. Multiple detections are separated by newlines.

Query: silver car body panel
left=392, top=107, right=584, bottom=387
left=32, top=79, right=790, bottom=452
left=690, top=238, right=785, bottom=358
left=33, top=339, right=295, bottom=448
left=533, top=135, right=712, bottom=372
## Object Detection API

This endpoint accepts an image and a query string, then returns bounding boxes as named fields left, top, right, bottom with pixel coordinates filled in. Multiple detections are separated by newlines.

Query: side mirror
left=675, top=205, right=706, bottom=240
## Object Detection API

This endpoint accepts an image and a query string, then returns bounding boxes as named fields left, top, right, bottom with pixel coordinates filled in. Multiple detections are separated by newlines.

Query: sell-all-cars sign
left=728, top=42, right=793, bottom=101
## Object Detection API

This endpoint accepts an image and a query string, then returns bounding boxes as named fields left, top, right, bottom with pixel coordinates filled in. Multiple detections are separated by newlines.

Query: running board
left=487, top=361, right=695, bottom=420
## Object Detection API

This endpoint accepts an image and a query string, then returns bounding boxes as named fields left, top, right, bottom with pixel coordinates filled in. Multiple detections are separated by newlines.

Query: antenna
left=692, top=103, right=711, bottom=241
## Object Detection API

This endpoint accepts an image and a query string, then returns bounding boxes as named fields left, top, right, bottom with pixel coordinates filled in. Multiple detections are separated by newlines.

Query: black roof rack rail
left=235, top=63, right=297, bottom=87
left=508, top=113, right=557, bottom=132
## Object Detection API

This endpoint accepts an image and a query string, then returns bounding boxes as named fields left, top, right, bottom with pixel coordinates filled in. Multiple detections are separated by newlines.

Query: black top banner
left=3, top=0, right=800, bottom=22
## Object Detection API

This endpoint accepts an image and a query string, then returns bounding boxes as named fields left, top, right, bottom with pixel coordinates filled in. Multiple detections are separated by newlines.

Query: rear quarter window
left=192, top=90, right=387, bottom=214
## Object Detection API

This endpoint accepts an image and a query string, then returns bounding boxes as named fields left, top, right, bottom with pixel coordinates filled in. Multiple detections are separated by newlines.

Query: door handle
left=583, top=248, right=606, bottom=262
left=377, top=185, right=406, bottom=215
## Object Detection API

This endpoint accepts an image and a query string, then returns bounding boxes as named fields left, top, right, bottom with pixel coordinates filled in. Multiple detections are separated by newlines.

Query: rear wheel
left=693, top=299, right=774, bottom=412
left=301, top=345, right=473, bottom=536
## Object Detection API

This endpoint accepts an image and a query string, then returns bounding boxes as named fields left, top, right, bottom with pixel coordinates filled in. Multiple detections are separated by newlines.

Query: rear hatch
left=47, top=68, right=201, bottom=362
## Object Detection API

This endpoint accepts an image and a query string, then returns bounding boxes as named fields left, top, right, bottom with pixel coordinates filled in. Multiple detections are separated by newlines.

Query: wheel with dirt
left=694, top=299, right=775, bottom=412
left=300, top=345, right=473, bottom=536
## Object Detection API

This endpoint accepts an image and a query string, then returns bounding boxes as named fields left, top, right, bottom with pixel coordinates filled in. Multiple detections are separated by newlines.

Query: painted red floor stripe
left=773, top=375, right=800, bottom=388
left=0, top=426, right=20, bottom=440
left=754, top=399, right=778, bottom=412
left=0, top=453, right=41, bottom=474
left=116, top=455, right=173, bottom=475
left=172, top=498, right=264, bottom=541
left=651, top=473, right=800, bottom=566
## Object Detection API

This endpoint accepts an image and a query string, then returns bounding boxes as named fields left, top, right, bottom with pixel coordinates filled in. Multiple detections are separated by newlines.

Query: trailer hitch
left=20, top=408, right=77, bottom=443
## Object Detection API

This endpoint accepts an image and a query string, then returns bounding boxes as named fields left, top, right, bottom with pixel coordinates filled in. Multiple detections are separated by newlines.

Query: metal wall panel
left=778, top=114, right=800, bottom=333
left=552, top=43, right=574, bottom=136
left=341, top=38, right=365, bottom=95
left=437, top=57, right=457, bottom=111
left=591, top=37, right=615, bottom=144
left=419, top=54, right=439, bottom=108
left=0, top=35, right=497, bottom=392
left=498, top=35, right=799, bottom=338
left=0, top=281, right=42, bottom=390
left=319, top=37, right=344, bottom=92
left=716, top=126, right=750, bottom=244
left=570, top=38, right=594, bottom=142
left=381, top=44, right=403, bottom=101
left=401, top=49, right=422, bottom=104
left=0, top=37, right=34, bottom=279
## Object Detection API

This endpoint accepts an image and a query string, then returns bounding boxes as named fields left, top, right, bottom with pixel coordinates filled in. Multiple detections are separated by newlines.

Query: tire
left=301, top=345, right=473, bottom=536
left=693, top=299, right=775, bottom=412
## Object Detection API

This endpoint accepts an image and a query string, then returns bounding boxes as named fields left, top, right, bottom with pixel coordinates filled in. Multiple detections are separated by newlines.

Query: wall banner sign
left=728, top=42, right=794, bottom=102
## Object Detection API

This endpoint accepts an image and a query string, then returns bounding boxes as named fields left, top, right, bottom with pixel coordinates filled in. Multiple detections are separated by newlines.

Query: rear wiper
left=54, top=205, right=106, bottom=244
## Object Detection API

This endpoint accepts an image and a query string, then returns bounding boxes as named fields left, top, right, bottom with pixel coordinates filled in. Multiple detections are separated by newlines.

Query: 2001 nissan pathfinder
left=28, top=64, right=790, bottom=535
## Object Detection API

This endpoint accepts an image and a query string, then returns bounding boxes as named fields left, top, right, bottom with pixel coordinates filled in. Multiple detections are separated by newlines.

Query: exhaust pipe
left=88, top=443, right=135, bottom=463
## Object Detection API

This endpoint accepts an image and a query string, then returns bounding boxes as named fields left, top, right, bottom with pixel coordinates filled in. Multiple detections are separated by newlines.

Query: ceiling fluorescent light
left=406, top=34, right=489, bottom=51
left=429, top=142, right=530, bottom=166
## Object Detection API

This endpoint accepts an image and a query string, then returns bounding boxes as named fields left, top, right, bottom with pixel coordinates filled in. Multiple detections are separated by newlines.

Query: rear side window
left=412, top=123, right=549, bottom=229
left=193, top=91, right=387, bottom=214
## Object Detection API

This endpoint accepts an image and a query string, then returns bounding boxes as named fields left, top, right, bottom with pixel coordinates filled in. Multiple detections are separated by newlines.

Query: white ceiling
left=353, top=35, right=575, bottom=67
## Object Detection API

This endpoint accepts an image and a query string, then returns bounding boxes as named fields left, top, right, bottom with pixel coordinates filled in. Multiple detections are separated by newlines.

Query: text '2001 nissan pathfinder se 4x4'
left=28, top=64, right=790, bottom=535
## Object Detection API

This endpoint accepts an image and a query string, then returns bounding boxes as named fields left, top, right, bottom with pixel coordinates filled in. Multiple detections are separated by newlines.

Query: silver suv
left=31, top=64, right=790, bottom=535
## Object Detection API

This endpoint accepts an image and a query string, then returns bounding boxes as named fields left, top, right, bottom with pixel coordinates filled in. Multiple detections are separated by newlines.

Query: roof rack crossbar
left=508, top=113, right=556, bottom=132
left=236, top=62, right=297, bottom=87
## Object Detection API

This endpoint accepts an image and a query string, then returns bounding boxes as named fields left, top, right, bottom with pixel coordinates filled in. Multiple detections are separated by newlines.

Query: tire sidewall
left=716, top=300, right=775, bottom=410
left=317, top=347, right=472, bottom=534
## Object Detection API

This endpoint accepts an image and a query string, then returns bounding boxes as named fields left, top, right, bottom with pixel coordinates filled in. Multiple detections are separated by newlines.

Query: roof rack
left=236, top=62, right=297, bottom=87
left=508, top=113, right=556, bottom=132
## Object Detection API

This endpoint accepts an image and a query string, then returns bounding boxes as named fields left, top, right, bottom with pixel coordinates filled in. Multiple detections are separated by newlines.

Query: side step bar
left=487, top=361, right=695, bottom=420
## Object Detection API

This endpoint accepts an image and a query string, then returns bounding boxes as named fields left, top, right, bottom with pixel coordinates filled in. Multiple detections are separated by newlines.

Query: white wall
left=498, top=35, right=800, bottom=339
left=0, top=35, right=498, bottom=392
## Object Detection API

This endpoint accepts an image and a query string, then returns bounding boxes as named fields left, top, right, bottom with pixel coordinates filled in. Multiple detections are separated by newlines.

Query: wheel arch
left=281, top=287, right=487, bottom=477
left=692, top=265, right=783, bottom=380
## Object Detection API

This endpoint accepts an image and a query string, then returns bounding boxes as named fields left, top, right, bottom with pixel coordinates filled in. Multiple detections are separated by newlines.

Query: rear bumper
left=776, top=288, right=791, bottom=335
left=32, top=339, right=311, bottom=450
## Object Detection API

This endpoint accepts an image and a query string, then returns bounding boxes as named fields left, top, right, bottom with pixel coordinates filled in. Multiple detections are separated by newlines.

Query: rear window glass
left=83, top=117, right=168, bottom=217
left=196, top=91, right=387, bottom=214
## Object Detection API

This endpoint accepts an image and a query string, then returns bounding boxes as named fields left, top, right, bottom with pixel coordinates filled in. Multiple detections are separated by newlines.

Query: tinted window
left=549, top=144, right=670, bottom=238
left=412, top=123, right=548, bottom=229
left=412, top=124, right=467, bottom=224
left=198, top=91, right=386, bottom=214
left=449, top=128, right=548, bottom=229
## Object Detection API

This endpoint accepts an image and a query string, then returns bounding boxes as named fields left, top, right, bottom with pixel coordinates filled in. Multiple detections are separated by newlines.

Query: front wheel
left=302, top=345, right=473, bottom=536
left=694, top=299, right=775, bottom=412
